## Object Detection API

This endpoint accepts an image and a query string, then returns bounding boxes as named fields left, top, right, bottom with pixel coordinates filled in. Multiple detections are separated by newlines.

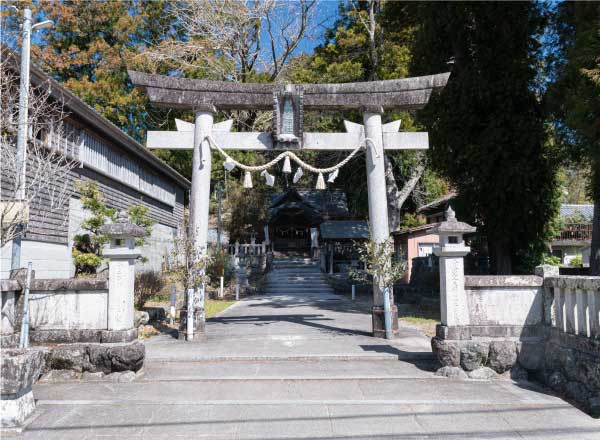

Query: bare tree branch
left=1, top=57, right=78, bottom=246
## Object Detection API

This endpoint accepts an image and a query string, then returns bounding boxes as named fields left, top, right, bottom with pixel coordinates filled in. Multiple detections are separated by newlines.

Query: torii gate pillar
left=190, top=108, right=214, bottom=252
left=363, top=109, right=400, bottom=338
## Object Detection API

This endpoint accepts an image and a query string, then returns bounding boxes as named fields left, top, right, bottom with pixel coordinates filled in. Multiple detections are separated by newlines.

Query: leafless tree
left=143, top=0, right=318, bottom=83
left=0, top=56, right=78, bottom=247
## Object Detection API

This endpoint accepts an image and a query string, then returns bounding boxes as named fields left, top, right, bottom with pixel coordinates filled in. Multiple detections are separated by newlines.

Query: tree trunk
left=590, top=166, right=600, bottom=275
left=384, top=154, right=426, bottom=232
left=488, top=238, right=512, bottom=275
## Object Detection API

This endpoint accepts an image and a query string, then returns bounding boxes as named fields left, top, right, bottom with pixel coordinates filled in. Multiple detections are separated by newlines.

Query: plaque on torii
left=129, top=70, right=450, bottom=338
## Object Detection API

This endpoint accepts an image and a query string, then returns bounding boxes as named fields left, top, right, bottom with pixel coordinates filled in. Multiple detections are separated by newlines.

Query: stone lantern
left=99, top=210, right=146, bottom=342
left=432, top=207, right=476, bottom=327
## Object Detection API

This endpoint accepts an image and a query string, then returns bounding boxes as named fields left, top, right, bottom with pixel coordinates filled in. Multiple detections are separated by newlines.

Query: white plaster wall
left=136, top=223, right=176, bottom=273
left=466, top=287, right=542, bottom=326
left=1, top=241, right=69, bottom=280
left=10, top=241, right=72, bottom=279
left=29, top=289, right=108, bottom=330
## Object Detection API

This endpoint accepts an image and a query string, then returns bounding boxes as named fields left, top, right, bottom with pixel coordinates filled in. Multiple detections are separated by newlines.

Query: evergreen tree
left=412, top=2, right=560, bottom=274
left=548, top=2, right=600, bottom=274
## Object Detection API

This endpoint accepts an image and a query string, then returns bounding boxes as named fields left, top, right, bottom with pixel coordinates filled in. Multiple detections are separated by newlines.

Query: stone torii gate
left=129, top=70, right=449, bottom=338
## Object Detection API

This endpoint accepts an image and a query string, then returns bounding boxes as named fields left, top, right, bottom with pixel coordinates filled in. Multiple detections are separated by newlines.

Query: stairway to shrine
left=262, top=256, right=335, bottom=296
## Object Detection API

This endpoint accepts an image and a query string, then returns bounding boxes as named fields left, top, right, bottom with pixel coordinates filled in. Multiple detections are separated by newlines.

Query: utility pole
left=10, top=6, right=53, bottom=271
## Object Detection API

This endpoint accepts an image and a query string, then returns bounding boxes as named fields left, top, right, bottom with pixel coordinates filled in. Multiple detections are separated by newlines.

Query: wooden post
left=329, top=244, right=334, bottom=275
left=186, top=288, right=194, bottom=340
left=170, top=284, right=176, bottom=325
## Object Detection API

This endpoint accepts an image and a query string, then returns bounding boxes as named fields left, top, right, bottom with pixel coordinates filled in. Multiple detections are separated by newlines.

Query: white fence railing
left=228, top=242, right=269, bottom=257
left=546, top=277, right=600, bottom=339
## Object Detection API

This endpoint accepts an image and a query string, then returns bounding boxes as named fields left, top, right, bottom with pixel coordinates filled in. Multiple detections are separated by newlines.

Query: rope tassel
left=282, top=155, right=292, bottom=173
left=315, top=173, right=326, bottom=190
left=243, top=171, right=253, bottom=189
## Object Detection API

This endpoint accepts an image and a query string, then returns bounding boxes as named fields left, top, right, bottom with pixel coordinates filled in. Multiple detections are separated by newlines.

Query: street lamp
left=10, top=7, right=53, bottom=271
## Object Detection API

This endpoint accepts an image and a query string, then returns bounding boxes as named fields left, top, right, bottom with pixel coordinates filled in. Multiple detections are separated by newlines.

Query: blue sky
left=296, top=0, right=341, bottom=55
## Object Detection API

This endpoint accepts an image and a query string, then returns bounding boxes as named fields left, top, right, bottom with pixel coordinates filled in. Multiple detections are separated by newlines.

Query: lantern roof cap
left=99, top=211, right=146, bottom=238
left=432, top=207, right=476, bottom=235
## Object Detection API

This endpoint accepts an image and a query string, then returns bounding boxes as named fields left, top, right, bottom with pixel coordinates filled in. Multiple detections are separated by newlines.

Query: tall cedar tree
left=412, top=2, right=560, bottom=274
left=549, top=2, right=600, bottom=274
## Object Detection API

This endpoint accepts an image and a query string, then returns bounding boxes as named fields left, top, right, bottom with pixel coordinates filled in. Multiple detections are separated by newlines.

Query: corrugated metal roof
left=320, top=220, right=369, bottom=240
left=560, top=204, right=594, bottom=222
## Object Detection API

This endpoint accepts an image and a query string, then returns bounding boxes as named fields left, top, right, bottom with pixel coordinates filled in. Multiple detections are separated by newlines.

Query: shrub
left=135, top=271, right=165, bottom=309
left=569, top=255, right=583, bottom=267
left=207, top=250, right=233, bottom=287
left=543, top=254, right=562, bottom=267
left=72, top=181, right=155, bottom=276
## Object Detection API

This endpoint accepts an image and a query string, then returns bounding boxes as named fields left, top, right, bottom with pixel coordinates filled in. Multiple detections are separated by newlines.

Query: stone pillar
left=100, top=211, right=145, bottom=342
left=190, top=108, right=214, bottom=253
left=535, top=265, right=559, bottom=326
left=188, top=110, right=213, bottom=341
left=363, top=108, right=398, bottom=338
left=433, top=208, right=476, bottom=327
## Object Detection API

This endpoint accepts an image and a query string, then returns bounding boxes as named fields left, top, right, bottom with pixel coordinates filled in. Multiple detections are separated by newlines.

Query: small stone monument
left=100, top=211, right=146, bottom=342
left=432, top=207, right=476, bottom=326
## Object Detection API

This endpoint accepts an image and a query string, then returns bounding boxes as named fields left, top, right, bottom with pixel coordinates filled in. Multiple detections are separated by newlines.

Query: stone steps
left=262, top=257, right=335, bottom=298
left=141, top=359, right=437, bottom=381
left=34, top=376, right=562, bottom=407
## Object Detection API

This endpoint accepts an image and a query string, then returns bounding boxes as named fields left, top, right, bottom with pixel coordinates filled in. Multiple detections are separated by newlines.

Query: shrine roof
left=320, top=221, right=370, bottom=240
left=269, top=189, right=349, bottom=218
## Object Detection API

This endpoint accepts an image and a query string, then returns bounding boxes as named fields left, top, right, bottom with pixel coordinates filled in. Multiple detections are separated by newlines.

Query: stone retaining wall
left=0, top=277, right=136, bottom=346
left=431, top=266, right=600, bottom=415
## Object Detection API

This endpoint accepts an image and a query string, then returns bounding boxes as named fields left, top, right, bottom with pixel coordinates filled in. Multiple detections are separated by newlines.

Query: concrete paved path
left=19, top=259, right=600, bottom=439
